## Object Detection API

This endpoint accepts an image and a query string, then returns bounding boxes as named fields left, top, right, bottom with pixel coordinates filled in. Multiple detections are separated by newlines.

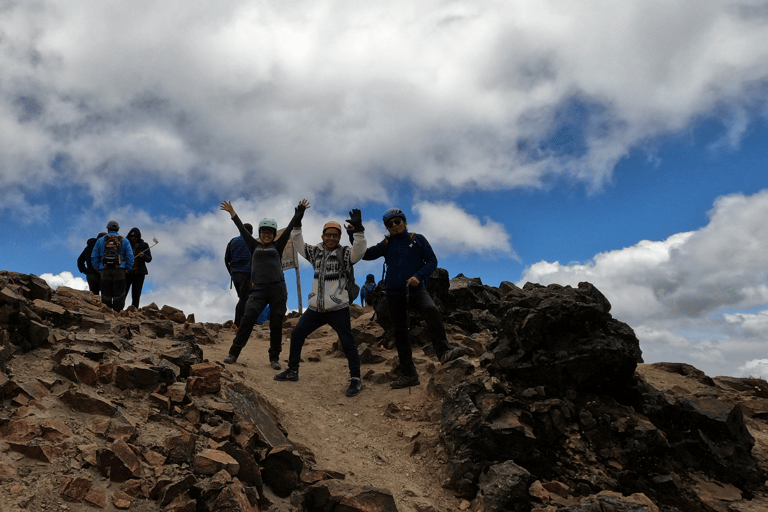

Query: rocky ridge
left=1, top=269, right=768, bottom=511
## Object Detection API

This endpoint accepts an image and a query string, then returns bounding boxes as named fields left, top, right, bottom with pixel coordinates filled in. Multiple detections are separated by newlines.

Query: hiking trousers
left=86, top=273, right=101, bottom=295
left=229, top=281, right=287, bottom=361
left=99, top=268, right=127, bottom=312
left=288, top=307, right=361, bottom=378
left=386, top=286, right=450, bottom=372
left=125, top=273, right=145, bottom=309
left=231, top=272, right=251, bottom=327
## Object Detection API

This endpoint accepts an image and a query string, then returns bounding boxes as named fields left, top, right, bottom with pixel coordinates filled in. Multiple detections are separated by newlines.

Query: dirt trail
left=208, top=310, right=463, bottom=511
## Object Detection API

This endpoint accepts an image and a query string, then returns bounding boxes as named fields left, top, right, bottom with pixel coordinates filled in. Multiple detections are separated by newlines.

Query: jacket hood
left=127, top=227, right=142, bottom=240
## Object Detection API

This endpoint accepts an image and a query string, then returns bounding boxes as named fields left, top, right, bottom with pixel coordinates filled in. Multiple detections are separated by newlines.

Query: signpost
left=277, top=229, right=302, bottom=314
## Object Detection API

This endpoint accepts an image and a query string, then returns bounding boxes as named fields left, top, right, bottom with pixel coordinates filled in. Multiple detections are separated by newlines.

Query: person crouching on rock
left=220, top=199, right=309, bottom=369
left=274, top=208, right=367, bottom=397
left=360, top=208, right=464, bottom=389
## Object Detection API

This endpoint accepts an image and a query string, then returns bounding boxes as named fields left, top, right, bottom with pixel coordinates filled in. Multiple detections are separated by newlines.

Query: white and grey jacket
left=291, top=229, right=366, bottom=312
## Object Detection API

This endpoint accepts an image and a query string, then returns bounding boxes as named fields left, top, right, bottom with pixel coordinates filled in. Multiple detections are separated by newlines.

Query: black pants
left=99, top=268, right=126, bottom=312
left=229, top=281, right=287, bottom=361
left=125, top=273, right=146, bottom=309
left=231, top=272, right=252, bottom=327
left=86, top=273, right=101, bottom=295
left=288, top=307, right=361, bottom=378
left=386, top=286, right=450, bottom=372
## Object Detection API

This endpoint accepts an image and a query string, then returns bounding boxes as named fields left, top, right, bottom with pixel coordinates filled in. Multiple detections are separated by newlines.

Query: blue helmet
left=382, top=208, right=406, bottom=224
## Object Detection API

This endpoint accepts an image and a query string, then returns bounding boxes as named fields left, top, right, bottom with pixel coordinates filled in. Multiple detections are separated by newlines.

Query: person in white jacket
left=275, top=209, right=367, bottom=397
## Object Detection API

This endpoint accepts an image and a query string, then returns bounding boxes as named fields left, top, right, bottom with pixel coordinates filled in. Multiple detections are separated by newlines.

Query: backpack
left=102, top=235, right=123, bottom=268
left=342, top=246, right=360, bottom=302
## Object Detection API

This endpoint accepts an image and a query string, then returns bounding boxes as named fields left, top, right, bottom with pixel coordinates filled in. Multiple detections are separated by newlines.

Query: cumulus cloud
left=41, top=271, right=88, bottom=290
left=2, top=1, right=768, bottom=209
left=521, top=190, right=768, bottom=377
left=411, top=201, right=517, bottom=257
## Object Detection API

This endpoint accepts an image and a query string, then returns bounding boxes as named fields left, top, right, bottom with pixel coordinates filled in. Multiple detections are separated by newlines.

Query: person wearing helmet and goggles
left=220, top=199, right=310, bottom=368
left=360, top=208, right=465, bottom=389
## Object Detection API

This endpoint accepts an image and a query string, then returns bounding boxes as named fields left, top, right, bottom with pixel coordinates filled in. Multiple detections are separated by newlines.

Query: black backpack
left=102, top=235, right=123, bottom=268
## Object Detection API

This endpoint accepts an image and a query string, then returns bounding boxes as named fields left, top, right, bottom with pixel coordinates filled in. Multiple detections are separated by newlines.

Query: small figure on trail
left=360, top=273, right=376, bottom=306
left=225, top=222, right=253, bottom=331
left=78, top=232, right=106, bottom=295
left=274, top=208, right=367, bottom=397
left=125, top=228, right=153, bottom=309
left=90, top=220, right=134, bottom=312
left=360, top=208, right=464, bottom=389
left=220, top=199, right=309, bottom=369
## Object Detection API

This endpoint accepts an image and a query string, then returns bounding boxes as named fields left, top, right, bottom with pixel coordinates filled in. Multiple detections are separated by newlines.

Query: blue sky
left=2, top=1, right=768, bottom=378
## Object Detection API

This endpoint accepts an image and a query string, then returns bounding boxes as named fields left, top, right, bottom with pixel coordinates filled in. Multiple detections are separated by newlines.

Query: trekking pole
left=406, top=285, right=411, bottom=396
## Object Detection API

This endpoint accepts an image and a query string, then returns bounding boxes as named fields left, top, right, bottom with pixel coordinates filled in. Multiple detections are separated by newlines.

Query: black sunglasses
left=385, top=218, right=403, bottom=228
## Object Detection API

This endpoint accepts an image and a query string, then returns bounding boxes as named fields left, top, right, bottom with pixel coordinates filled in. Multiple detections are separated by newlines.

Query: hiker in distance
left=125, top=227, right=153, bottom=309
left=360, top=273, right=376, bottom=306
left=360, top=208, right=464, bottom=389
left=220, top=199, right=309, bottom=369
left=225, top=221, right=254, bottom=331
left=91, top=220, right=134, bottom=312
left=77, top=231, right=106, bottom=295
left=274, top=208, right=367, bottom=397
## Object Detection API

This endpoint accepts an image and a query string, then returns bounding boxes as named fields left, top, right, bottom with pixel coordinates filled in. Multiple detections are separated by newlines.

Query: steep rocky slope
left=1, top=270, right=768, bottom=512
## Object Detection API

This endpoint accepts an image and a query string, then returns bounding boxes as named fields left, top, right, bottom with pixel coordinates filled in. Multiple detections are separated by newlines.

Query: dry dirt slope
left=208, top=309, right=462, bottom=511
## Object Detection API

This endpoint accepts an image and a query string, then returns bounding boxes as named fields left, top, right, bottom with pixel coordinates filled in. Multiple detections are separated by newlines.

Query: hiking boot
left=223, top=355, right=237, bottom=364
left=270, top=360, right=281, bottom=370
left=439, top=346, right=465, bottom=364
left=274, top=369, right=299, bottom=382
left=390, top=374, right=420, bottom=389
left=346, top=378, right=363, bottom=397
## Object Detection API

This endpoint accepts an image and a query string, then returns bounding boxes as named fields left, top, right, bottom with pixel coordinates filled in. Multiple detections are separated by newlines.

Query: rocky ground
left=2, top=270, right=768, bottom=511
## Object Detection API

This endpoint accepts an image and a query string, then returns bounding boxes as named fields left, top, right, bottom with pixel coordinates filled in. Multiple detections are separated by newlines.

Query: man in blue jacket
left=361, top=208, right=464, bottom=389
left=91, top=220, right=134, bottom=312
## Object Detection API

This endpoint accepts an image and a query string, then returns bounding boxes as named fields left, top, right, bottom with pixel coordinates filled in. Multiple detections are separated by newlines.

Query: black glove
left=346, top=209, right=364, bottom=232
left=294, top=202, right=307, bottom=227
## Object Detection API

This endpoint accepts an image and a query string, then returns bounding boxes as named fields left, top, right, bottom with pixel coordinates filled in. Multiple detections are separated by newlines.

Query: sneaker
left=270, top=360, right=281, bottom=370
left=274, top=369, right=299, bottom=382
left=390, top=374, right=420, bottom=389
left=346, top=378, right=363, bottom=397
left=439, top=346, right=465, bottom=364
left=223, top=355, right=237, bottom=364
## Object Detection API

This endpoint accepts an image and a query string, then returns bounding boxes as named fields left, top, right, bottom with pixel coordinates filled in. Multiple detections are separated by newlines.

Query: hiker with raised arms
left=274, top=208, right=367, bottom=397
left=220, top=199, right=309, bottom=369
left=360, top=208, right=464, bottom=389
left=91, top=220, right=134, bottom=312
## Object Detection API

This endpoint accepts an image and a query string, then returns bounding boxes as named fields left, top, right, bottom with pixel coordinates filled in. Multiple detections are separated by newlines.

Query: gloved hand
left=294, top=199, right=310, bottom=227
left=346, top=209, right=364, bottom=232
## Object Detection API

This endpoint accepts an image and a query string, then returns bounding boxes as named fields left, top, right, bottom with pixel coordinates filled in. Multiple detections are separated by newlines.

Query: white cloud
left=521, top=190, right=768, bottom=377
left=2, top=1, right=768, bottom=208
left=411, top=201, right=517, bottom=257
left=41, top=271, right=88, bottom=291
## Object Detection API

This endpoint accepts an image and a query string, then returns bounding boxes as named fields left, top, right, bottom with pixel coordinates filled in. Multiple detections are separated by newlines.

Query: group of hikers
left=77, top=202, right=464, bottom=398
left=77, top=221, right=153, bottom=312
left=221, top=200, right=465, bottom=397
